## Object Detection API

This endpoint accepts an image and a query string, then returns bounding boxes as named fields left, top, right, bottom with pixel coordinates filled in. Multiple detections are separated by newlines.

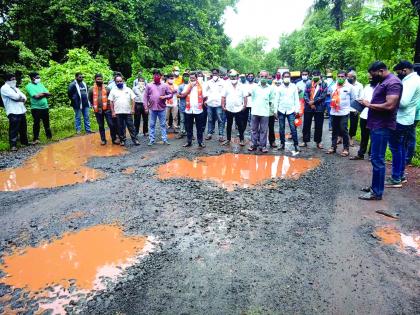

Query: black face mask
left=397, top=72, right=406, bottom=80
left=371, top=75, right=381, bottom=85
left=347, top=78, right=355, bottom=84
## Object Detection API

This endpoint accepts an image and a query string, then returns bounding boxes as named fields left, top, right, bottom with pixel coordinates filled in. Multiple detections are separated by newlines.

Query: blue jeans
left=370, top=128, right=392, bottom=197
left=207, top=106, right=225, bottom=136
left=74, top=107, right=91, bottom=132
left=405, top=120, right=418, bottom=165
left=149, top=110, right=167, bottom=143
left=389, top=123, right=411, bottom=181
left=278, top=112, right=298, bottom=145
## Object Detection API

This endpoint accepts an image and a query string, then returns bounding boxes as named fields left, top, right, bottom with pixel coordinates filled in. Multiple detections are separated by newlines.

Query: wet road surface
left=0, top=125, right=419, bottom=314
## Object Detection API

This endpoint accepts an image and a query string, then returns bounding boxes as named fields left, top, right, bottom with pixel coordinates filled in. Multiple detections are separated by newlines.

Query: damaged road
left=0, top=127, right=419, bottom=314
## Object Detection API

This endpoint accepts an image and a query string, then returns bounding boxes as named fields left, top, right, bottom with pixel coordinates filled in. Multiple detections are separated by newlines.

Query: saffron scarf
left=92, top=84, right=108, bottom=112
left=330, top=85, right=342, bottom=111
left=166, top=84, right=176, bottom=106
left=186, top=83, right=203, bottom=111
left=309, top=81, right=319, bottom=101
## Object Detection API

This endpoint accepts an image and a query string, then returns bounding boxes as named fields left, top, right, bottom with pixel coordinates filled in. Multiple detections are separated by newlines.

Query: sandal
left=326, top=148, right=336, bottom=154
left=317, top=143, right=324, bottom=149
left=341, top=150, right=349, bottom=157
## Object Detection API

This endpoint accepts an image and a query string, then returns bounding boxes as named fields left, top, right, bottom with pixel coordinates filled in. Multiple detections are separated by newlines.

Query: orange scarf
left=166, top=84, right=176, bottom=106
left=186, top=83, right=203, bottom=111
left=330, top=85, right=342, bottom=111
left=309, top=81, right=318, bottom=101
left=92, top=84, right=108, bottom=112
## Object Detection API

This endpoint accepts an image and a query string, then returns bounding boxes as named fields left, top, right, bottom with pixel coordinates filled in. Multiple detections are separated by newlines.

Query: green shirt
left=250, top=84, right=275, bottom=117
left=26, top=82, right=49, bottom=109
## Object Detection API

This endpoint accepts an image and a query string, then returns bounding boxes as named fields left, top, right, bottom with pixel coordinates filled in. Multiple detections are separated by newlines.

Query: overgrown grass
left=0, top=107, right=99, bottom=151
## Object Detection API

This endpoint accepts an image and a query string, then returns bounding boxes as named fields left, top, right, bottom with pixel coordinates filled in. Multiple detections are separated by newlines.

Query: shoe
left=183, top=142, right=192, bottom=147
left=86, top=130, right=93, bottom=134
left=120, top=141, right=125, bottom=146
left=261, top=148, right=268, bottom=153
left=113, top=138, right=120, bottom=145
left=350, top=155, right=364, bottom=160
left=294, top=145, right=300, bottom=152
left=361, top=186, right=371, bottom=193
left=248, top=146, right=257, bottom=151
left=163, top=141, right=170, bottom=145
left=133, top=140, right=140, bottom=146
left=101, top=140, right=107, bottom=145
left=359, top=192, right=382, bottom=201
left=148, top=141, right=154, bottom=146
left=385, top=177, right=402, bottom=188
left=198, top=143, right=206, bottom=148
left=270, top=143, right=278, bottom=148
left=299, top=143, right=307, bottom=147
left=10, top=146, right=18, bottom=152
left=401, top=176, right=408, bottom=184
left=221, top=140, right=230, bottom=146
left=279, top=143, right=285, bottom=150
left=205, top=135, right=212, bottom=140
left=239, top=140, right=245, bottom=146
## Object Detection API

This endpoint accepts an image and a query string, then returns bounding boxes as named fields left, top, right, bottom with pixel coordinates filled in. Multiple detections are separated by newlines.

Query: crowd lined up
left=1, top=60, right=419, bottom=200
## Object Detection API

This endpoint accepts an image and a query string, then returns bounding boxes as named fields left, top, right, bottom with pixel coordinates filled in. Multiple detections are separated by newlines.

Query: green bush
left=32, top=48, right=113, bottom=108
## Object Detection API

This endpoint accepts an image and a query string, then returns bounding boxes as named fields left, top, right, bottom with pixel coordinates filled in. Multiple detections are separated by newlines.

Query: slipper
left=326, top=148, right=336, bottom=154
left=341, top=150, right=349, bottom=157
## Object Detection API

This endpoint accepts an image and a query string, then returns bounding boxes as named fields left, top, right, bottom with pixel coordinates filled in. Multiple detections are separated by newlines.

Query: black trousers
left=31, top=108, right=52, bottom=140
left=134, top=102, right=148, bottom=135
left=331, top=115, right=349, bottom=150
left=268, top=115, right=276, bottom=145
left=8, top=114, right=28, bottom=147
left=201, top=106, right=208, bottom=134
left=95, top=110, right=117, bottom=142
left=357, top=117, right=371, bottom=157
left=185, top=112, right=204, bottom=144
left=117, top=114, right=137, bottom=142
left=302, top=111, right=324, bottom=144
left=349, top=111, right=359, bottom=138
left=226, top=110, right=245, bottom=141
left=242, top=107, right=251, bottom=129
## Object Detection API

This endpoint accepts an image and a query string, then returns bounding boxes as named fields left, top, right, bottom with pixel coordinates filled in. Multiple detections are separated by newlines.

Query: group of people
left=1, top=60, right=419, bottom=201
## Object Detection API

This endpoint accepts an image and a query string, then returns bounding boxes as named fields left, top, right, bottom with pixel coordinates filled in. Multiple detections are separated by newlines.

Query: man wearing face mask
left=109, top=75, right=139, bottom=146
left=197, top=71, right=207, bottom=134
left=26, top=72, right=52, bottom=144
left=296, top=70, right=310, bottom=97
left=301, top=70, right=328, bottom=149
left=180, top=72, right=207, bottom=148
left=385, top=61, right=420, bottom=187
left=165, top=74, right=179, bottom=131
left=221, top=70, right=247, bottom=146
left=176, top=72, right=190, bottom=139
left=1, top=73, right=28, bottom=151
left=359, top=61, right=403, bottom=200
left=143, top=69, right=173, bottom=146
left=173, top=66, right=183, bottom=86
left=68, top=72, right=92, bottom=134
left=244, top=73, right=257, bottom=129
left=133, top=76, right=148, bottom=137
left=347, top=70, right=364, bottom=147
left=88, top=73, right=118, bottom=145
left=133, top=70, right=146, bottom=88
left=324, top=72, right=335, bottom=131
left=248, top=70, right=275, bottom=153
left=204, top=68, right=225, bottom=141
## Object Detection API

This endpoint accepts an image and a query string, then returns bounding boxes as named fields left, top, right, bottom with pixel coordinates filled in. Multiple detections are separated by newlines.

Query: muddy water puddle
left=373, top=226, right=420, bottom=256
left=0, top=224, right=153, bottom=314
left=157, top=153, right=320, bottom=190
left=0, top=134, right=126, bottom=191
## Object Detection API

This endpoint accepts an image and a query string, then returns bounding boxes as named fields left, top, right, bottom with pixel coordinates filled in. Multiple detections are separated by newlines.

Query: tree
left=412, top=0, right=420, bottom=62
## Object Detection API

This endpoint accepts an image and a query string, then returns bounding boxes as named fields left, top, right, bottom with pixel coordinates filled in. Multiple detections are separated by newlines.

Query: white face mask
left=212, top=75, right=219, bottom=81
left=34, top=78, right=41, bottom=84
left=7, top=80, right=17, bottom=88
left=231, top=79, right=238, bottom=85
left=283, top=78, right=290, bottom=84
left=302, top=75, right=308, bottom=81
left=174, top=71, right=180, bottom=76
left=168, top=79, right=174, bottom=84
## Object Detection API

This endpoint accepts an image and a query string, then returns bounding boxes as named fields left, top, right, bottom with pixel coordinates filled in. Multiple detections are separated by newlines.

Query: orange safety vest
left=186, top=83, right=203, bottom=111
left=330, top=85, right=342, bottom=111
left=92, top=84, right=108, bottom=112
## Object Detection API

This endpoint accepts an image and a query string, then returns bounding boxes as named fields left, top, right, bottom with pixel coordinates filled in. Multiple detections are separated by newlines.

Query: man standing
left=248, top=70, right=275, bottom=153
left=347, top=70, right=364, bottom=146
left=324, top=72, right=335, bottom=130
left=165, top=74, right=179, bottom=131
left=67, top=72, right=91, bottom=134
left=109, top=75, right=140, bottom=146
left=180, top=72, right=206, bottom=148
left=326, top=71, right=355, bottom=157
left=176, top=72, right=190, bottom=139
left=204, top=68, right=225, bottom=141
left=359, top=61, right=403, bottom=200
left=173, top=66, right=183, bottom=86
left=275, top=71, right=300, bottom=152
left=244, top=73, right=257, bottom=129
left=88, top=74, right=118, bottom=145
left=221, top=70, right=247, bottom=146
left=1, top=74, right=28, bottom=151
left=386, top=61, right=420, bottom=187
left=26, top=72, right=52, bottom=144
left=296, top=70, right=310, bottom=97
left=300, top=70, right=328, bottom=149
left=133, top=76, right=148, bottom=137
left=143, top=69, right=173, bottom=146
left=133, top=70, right=146, bottom=88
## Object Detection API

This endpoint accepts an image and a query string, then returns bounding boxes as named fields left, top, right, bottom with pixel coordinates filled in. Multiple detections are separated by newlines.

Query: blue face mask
left=240, top=77, right=246, bottom=84
left=117, top=83, right=124, bottom=89
left=247, top=77, right=254, bottom=83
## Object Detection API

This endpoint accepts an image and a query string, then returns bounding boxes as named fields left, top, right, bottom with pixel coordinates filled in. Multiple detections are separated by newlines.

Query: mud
left=0, top=125, right=419, bottom=314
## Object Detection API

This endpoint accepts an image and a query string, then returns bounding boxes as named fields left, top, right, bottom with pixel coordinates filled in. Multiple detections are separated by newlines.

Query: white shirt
left=109, top=86, right=135, bottom=114
left=204, top=79, right=225, bottom=107
left=330, top=82, right=355, bottom=116
left=246, top=82, right=257, bottom=108
left=275, top=83, right=300, bottom=115
left=183, top=84, right=203, bottom=114
left=349, top=81, right=364, bottom=112
left=296, top=79, right=309, bottom=94
left=360, top=84, right=375, bottom=120
left=1, top=83, right=27, bottom=116
left=223, top=83, right=246, bottom=113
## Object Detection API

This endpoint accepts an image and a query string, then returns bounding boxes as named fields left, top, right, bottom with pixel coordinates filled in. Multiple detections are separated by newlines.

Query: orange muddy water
left=157, top=153, right=320, bottom=190
left=374, top=227, right=420, bottom=255
left=0, top=225, right=148, bottom=291
left=0, top=134, right=126, bottom=191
